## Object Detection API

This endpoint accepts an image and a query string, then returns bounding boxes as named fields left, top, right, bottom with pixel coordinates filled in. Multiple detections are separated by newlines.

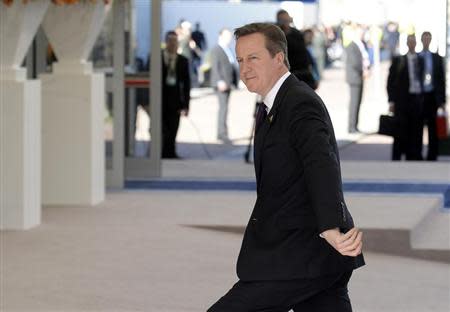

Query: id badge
left=166, top=75, right=176, bottom=86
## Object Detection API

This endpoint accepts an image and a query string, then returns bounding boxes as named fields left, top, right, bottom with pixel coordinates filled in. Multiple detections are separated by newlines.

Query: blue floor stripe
left=125, top=180, right=450, bottom=208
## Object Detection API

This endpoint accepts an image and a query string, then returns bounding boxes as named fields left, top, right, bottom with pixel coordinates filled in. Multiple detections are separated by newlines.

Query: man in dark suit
left=161, top=31, right=190, bottom=158
left=345, top=25, right=369, bottom=133
left=277, top=10, right=316, bottom=90
left=419, top=31, right=446, bottom=160
left=387, top=34, right=424, bottom=161
left=210, top=28, right=237, bottom=143
left=208, top=22, right=364, bottom=312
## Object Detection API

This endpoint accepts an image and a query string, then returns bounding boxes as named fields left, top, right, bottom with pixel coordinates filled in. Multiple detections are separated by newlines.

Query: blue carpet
left=125, top=180, right=450, bottom=208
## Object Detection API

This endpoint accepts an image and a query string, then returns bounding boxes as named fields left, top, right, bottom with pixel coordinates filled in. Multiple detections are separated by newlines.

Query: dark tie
left=255, top=102, right=267, bottom=133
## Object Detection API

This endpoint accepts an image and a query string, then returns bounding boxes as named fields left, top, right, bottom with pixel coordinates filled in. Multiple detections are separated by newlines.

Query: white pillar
left=0, top=0, right=50, bottom=230
left=40, top=1, right=111, bottom=205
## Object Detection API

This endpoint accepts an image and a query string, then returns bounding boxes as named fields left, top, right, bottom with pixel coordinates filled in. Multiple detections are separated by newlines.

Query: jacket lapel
left=254, top=74, right=296, bottom=190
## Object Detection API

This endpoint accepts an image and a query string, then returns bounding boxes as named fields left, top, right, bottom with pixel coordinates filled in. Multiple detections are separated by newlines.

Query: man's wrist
left=319, top=227, right=339, bottom=239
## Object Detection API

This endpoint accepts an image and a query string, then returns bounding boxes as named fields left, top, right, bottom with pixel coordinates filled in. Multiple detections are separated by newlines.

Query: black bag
left=378, top=115, right=397, bottom=136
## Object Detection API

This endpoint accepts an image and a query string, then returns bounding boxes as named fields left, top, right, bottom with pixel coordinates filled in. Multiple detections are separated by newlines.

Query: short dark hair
left=421, top=31, right=432, bottom=38
left=276, top=9, right=289, bottom=20
left=165, top=31, right=177, bottom=41
left=234, top=22, right=290, bottom=69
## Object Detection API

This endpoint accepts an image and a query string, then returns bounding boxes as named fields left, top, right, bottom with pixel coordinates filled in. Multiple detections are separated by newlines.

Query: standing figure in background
left=276, top=10, right=316, bottom=90
left=191, top=22, right=207, bottom=52
left=210, top=28, right=237, bottom=143
left=387, top=34, right=424, bottom=161
left=191, top=22, right=208, bottom=86
left=345, top=25, right=370, bottom=133
left=161, top=31, right=190, bottom=159
left=312, top=25, right=327, bottom=78
left=419, top=31, right=446, bottom=161
left=303, top=28, right=321, bottom=89
left=383, top=22, right=400, bottom=59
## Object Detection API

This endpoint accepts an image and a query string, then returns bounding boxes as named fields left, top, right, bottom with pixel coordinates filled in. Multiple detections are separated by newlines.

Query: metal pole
left=149, top=0, right=162, bottom=177
left=111, top=0, right=125, bottom=188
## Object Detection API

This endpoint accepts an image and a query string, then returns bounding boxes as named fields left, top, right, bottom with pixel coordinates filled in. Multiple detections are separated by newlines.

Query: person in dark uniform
left=161, top=31, right=190, bottom=158
left=387, top=34, right=424, bottom=161
left=276, top=10, right=316, bottom=90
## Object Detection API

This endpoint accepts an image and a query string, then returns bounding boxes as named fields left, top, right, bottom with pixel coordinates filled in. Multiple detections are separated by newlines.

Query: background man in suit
left=161, top=31, right=190, bottom=159
left=345, top=24, right=370, bottom=133
left=210, top=28, right=237, bottom=143
left=208, top=23, right=364, bottom=312
left=419, top=31, right=446, bottom=160
left=276, top=10, right=316, bottom=90
left=387, top=34, right=424, bottom=161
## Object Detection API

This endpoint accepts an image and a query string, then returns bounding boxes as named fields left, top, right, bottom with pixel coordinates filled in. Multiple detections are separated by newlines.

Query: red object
left=436, top=113, right=448, bottom=139
left=125, top=79, right=150, bottom=88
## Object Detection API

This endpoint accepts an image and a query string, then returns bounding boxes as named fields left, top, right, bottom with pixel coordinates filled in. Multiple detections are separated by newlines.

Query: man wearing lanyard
left=419, top=31, right=446, bottom=160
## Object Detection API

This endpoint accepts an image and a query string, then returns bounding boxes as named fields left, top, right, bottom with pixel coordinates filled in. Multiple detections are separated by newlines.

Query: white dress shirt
left=263, top=71, right=291, bottom=114
left=407, top=52, right=422, bottom=94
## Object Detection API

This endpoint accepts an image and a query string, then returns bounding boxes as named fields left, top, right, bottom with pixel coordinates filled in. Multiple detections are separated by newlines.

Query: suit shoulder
left=284, top=80, right=325, bottom=115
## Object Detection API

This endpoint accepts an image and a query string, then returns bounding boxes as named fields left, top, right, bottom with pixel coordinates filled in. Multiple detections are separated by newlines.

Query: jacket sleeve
left=181, top=57, right=191, bottom=110
left=288, top=100, right=349, bottom=233
left=434, top=54, right=446, bottom=105
left=387, top=56, right=400, bottom=103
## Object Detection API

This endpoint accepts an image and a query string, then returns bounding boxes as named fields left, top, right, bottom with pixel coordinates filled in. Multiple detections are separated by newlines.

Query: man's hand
left=389, top=102, right=395, bottom=113
left=321, top=227, right=363, bottom=257
left=179, top=109, right=189, bottom=117
left=217, top=80, right=229, bottom=92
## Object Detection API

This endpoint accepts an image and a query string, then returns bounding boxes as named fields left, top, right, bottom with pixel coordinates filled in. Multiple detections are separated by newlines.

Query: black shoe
left=162, top=153, right=182, bottom=159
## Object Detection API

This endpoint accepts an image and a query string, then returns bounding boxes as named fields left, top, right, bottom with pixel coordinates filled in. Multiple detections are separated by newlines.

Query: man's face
left=236, top=33, right=283, bottom=97
left=407, top=35, right=416, bottom=52
left=277, top=12, right=292, bottom=28
left=421, top=33, right=432, bottom=49
left=166, top=34, right=178, bottom=54
left=304, top=31, right=313, bottom=45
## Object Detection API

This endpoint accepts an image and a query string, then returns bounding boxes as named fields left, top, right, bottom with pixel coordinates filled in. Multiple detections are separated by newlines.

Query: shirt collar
left=263, top=71, right=290, bottom=113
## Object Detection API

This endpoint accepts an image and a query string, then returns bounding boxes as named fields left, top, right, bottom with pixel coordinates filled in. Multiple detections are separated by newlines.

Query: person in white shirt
left=419, top=31, right=446, bottom=160
left=345, top=24, right=370, bottom=133
left=210, top=28, right=238, bottom=143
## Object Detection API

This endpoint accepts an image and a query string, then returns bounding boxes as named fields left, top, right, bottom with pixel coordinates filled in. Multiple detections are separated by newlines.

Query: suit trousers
left=348, top=83, right=363, bottom=132
left=422, top=92, right=439, bottom=160
left=207, top=271, right=353, bottom=312
left=162, top=87, right=181, bottom=158
left=216, top=90, right=231, bottom=140
left=392, top=94, right=424, bottom=160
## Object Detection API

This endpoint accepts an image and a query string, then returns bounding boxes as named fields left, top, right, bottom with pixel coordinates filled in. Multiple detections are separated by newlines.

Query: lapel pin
left=269, top=115, right=274, bottom=123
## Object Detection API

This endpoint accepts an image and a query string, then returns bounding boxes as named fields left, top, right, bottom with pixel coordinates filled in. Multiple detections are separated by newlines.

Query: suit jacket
left=283, top=27, right=316, bottom=89
left=420, top=51, right=446, bottom=104
left=387, top=54, right=424, bottom=106
left=345, top=42, right=363, bottom=85
left=236, top=74, right=365, bottom=281
left=161, top=52, right=191, bottom=111
left=210, top=45, right=237, bottom=90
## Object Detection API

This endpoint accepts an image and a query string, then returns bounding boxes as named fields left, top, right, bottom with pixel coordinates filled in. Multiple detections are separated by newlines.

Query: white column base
left=0, top=80, right=41, bottom=230
left=40, top=70, right=105, bottom=205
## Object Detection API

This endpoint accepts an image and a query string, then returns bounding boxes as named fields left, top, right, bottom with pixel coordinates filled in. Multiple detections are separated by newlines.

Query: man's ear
left=276, top=52, right=284, bottom=66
